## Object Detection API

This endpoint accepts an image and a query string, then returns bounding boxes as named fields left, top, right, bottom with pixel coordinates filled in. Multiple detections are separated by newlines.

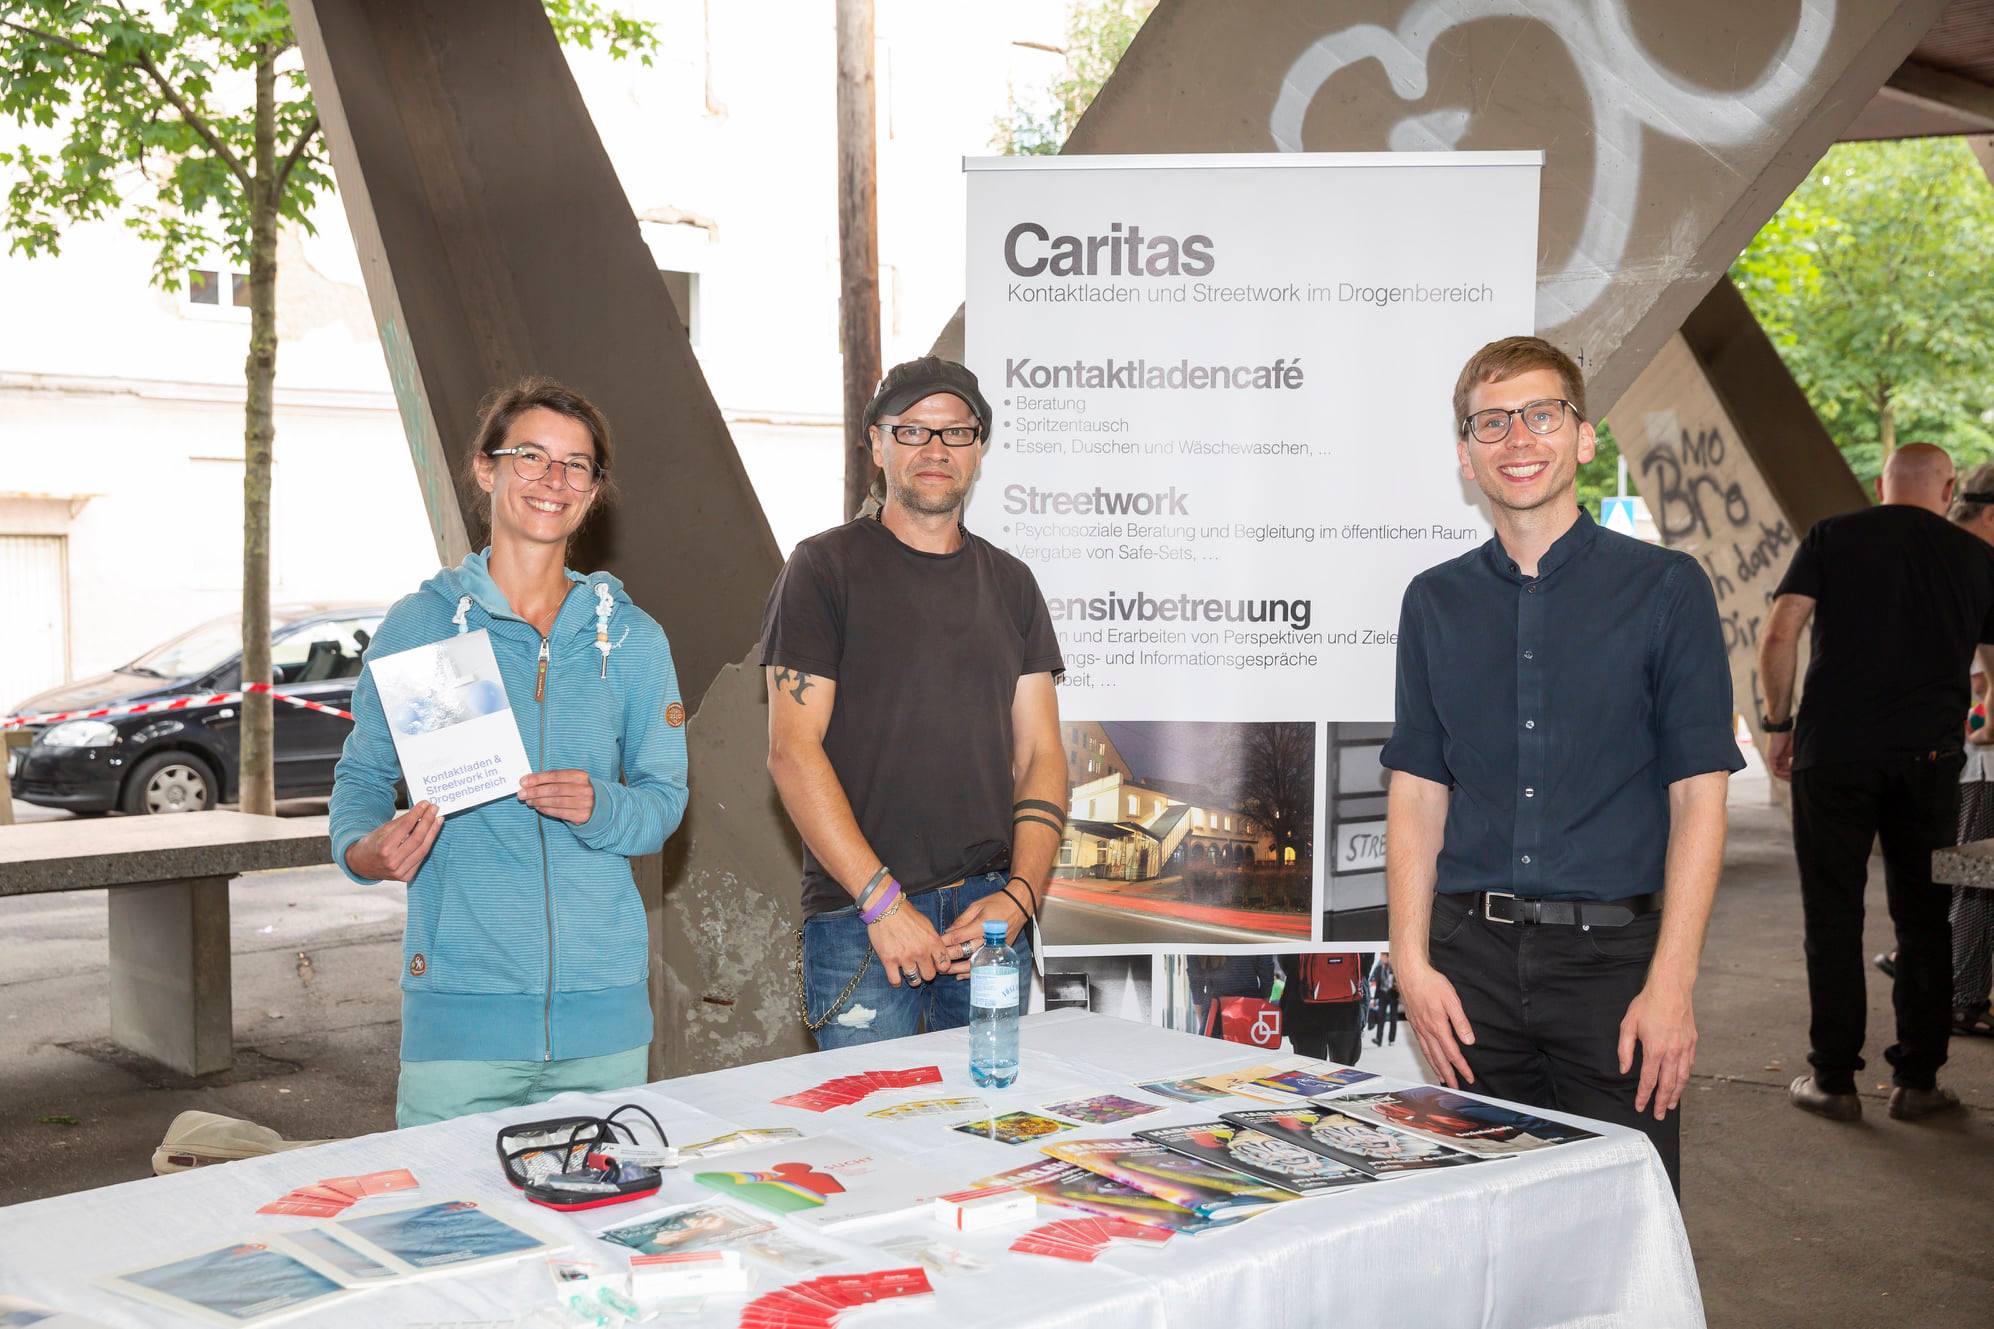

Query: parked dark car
left=7, top=603, right=387, bottom=815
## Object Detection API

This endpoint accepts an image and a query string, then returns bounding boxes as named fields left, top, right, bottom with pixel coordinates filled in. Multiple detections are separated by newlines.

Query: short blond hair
left=1453, top=336, right=1586, bottom=436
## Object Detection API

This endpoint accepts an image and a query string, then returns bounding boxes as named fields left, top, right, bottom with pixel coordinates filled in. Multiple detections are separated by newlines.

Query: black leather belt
left=1475, top=891, right=1662, bottom=927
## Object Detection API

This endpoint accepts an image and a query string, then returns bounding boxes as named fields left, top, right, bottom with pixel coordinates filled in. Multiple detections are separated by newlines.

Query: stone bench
left=1932, top=838, right=1994, bottom=893
left=0, top=812, right=331, bottom=1075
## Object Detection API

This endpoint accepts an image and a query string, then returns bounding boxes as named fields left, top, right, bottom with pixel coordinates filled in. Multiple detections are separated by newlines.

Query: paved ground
left=2, top=778, right=1989, bottom=1325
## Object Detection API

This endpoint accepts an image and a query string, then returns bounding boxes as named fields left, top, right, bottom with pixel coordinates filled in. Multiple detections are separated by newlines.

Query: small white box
left=629, top=1248, right=749, bottom=1298
left=933, top=1185, right=1035, bottom=1231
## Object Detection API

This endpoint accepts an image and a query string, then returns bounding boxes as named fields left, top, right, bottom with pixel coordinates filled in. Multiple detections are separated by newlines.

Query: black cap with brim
left=863, top=357, right=992, bottom=437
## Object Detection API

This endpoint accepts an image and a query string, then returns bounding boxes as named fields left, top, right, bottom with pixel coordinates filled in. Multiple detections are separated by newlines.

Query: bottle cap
left=983, top=920, right=1007, bottom=941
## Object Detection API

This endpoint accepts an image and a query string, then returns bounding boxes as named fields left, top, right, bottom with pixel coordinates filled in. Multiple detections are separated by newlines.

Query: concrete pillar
left=1609, top=278, right=1867, bottom=780
left=107, top=878, right=233, bottom=1075
left=290, top=0, right=780, bottom=705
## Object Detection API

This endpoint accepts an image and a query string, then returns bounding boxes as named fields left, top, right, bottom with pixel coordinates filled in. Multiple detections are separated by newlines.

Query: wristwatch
left=1760, top=714, right=1794, bottom=733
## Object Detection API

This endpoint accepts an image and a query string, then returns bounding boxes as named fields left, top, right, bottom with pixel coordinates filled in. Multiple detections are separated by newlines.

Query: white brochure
left=365, top=629, right=533, bottom=814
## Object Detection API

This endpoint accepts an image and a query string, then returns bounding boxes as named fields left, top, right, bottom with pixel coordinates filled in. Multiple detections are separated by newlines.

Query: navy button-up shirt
left=1380, top=511, right=1743, bottom=901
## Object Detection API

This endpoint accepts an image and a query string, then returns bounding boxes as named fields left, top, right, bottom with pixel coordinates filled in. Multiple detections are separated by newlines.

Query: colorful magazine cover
left=1221, top=1106, right=1484, bottom=1177
left=1190, top=1064, right=1307, bottom=1102
left=950, top=1111, right=1078, bottom=1146
left=99, top=1240, right=351, bottom=1326
left=691, top=1135, right=946, bottom=1231
left=1042, top=1093, right=1163, bottom=1125
left=1043, top=1136, right=1294, bottom=1218
left=1135, top=1121, right=1374, bottom=1195
left=1250, top=1066, right=1379, bottom=1098
left=1135, top=1078, right=1233, bottom=1104
left=596, top=1201, right=773, bottom=1256
left=332, top=1199, right=561, bottom=1277
left=1327, top=1088, right=1600, bottom=1155
left=974, top=1157, right=1235, bottom=1234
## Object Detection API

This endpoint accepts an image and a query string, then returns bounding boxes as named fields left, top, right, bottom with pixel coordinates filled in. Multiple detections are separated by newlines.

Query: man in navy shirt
left=1381, top=336, right=1741, bottom=1194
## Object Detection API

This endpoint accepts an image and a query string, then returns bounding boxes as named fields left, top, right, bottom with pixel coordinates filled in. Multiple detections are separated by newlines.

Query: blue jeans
left=803, top=872, right=1035, bottom=1049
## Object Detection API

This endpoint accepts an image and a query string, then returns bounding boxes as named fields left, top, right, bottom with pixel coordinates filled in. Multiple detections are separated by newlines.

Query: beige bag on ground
left=152, top=1109, right=329, bottom=1174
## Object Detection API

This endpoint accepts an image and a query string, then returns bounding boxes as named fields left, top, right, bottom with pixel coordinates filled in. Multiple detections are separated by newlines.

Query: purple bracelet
left=860, top=877, right=901, bottom=925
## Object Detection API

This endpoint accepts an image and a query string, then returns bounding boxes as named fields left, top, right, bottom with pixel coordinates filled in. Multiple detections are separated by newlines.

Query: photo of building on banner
left=963, top=151, right=1540, bottom=961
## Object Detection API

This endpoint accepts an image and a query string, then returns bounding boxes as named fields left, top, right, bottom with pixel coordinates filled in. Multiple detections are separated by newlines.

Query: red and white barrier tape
left=2, top=681, right=353, bottom=730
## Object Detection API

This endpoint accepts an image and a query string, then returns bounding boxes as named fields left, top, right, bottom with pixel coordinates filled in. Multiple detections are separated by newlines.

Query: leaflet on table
left=0, top=1297, right=112, bottom=1328
left=1041, top=1093, right=1162, bottom=1125
left=1042, top=1137, right=1293, bottom=1219
left=1221, top=1105, right=1483, bottom=1177
left=596, top=1201, right=773, bottom=1256
left=1248, top=1067, right=1379, bottom=1099
left=98, top=1240, right=353, bottom=1327
left=329, top=1199, right=563, bottom=1277
left=267, top=1227, right=403, bottom=1287
left=1135, top=1122, right=1374, bottom=1195
left=1134, top=1078, right=1234, bottom=1105
left=950, top=1110, right=1079, bottom=1146
left=1191, top=1062, right=1319, bottom=1102
left=365, top=629, right=533, bottom=815
left=690, top=1136, right=947, bottom=1231
left=1327, top=1088, right=1600, bottom=1155
left=974, top=1157, right=1235, bottom=1235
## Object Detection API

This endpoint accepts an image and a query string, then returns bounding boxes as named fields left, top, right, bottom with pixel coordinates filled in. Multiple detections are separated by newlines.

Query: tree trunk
left=239, top=48, right=279, bottom=816
left=1878, top=380, right=1896, bottom=458
left=835, top=0, right=881, bottom=519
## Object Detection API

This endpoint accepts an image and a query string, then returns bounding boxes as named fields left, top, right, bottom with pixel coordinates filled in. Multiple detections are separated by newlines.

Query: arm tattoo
left=773, top=668, right=815, bottom=704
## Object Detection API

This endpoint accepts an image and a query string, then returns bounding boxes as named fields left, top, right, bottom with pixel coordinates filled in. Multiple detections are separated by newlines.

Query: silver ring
left=905, top=970, right=922, bottom=987
left=960, top=940, right=975, bottom=958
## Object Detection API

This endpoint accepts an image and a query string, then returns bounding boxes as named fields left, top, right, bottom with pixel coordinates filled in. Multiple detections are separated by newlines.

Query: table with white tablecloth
left=0, top=1010, right=1703, bottom=1327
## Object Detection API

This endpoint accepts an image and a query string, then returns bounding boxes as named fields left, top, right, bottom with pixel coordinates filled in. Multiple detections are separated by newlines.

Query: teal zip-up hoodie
left=330, top=550, right=688, bottom=1063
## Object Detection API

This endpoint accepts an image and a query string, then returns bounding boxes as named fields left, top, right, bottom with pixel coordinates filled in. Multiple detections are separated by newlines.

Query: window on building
left=1059, top=842, right=1074, bottom=866
left=186, top=266, right=251, bottom=318
left=1223, top=816, right=1232, bottom=831
left=1127, top=794, right=1139, bottom=817
left=1192, top=809, right=1203, bottom=827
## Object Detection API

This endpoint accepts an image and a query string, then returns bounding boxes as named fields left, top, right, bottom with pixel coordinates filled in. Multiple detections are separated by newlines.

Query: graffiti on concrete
left=1635, top=409, right=1795, bottom=724
left=1268, top=1, right=1839, bottom=331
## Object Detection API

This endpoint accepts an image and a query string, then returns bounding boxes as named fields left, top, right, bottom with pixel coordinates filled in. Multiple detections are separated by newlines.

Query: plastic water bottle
left=969, top=919, right=1021, bottom=1088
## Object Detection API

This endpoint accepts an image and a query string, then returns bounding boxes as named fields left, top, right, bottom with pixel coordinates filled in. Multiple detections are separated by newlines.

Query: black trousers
left=1428, top=892, right=1679, bottom=1194
left=1790, top=754, right=1961, bottom=1093
left=1286, top=1005, right=1365, bottom=1065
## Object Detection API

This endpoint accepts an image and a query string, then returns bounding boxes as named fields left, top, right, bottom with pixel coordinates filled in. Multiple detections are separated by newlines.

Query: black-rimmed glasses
left=879, top=424, right=981, bottom=448
left=1462, top=398, right=1580, bottom=444
left=489, top=446, right=603, bottom=492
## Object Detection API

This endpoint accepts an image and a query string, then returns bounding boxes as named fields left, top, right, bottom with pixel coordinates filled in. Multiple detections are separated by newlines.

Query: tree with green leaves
left=994, top=0, right=1153, bottom=155
left=1732, top=137, right=1994, bottom=487
left=0, top=0, right=653, bottom=814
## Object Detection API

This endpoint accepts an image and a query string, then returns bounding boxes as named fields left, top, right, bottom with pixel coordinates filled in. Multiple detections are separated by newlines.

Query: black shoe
left=1789, top=1075, right=1861, bottom=1122
left=1887, top=1085, right=1964, bottom=1121
left=1872, top=951, right=1897, bottom=979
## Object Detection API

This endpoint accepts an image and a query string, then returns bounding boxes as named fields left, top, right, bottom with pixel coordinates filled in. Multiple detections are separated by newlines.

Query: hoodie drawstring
left=594, top=583, right=616, bottom=679
left=452, top=595, right=472, bottom=636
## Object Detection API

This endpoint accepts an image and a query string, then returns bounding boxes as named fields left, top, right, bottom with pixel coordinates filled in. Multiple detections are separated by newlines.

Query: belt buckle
left=1482, top=891, right=1516, bottom=925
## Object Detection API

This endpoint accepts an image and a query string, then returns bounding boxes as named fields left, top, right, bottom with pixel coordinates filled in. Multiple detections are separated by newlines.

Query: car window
left=127, top=613, right=243, bottom=679
left=273, top=618, right=382, bottom=685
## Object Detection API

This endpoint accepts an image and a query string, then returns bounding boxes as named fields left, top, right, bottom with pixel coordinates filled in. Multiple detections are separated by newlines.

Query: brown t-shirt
left=759, top=516, right=1065, bottom=916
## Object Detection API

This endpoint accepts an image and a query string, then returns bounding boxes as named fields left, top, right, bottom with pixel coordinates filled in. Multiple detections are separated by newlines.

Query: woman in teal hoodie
left=330, top=378, right=688, bottom=1127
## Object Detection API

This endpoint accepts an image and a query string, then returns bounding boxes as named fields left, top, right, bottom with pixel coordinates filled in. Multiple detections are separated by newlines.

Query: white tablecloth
left=0, top=1010, right=1703, bottom=1327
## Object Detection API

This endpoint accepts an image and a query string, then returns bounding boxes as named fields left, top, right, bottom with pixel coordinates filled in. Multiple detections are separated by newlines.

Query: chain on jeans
left=796, top=928, right=875, bottom=1033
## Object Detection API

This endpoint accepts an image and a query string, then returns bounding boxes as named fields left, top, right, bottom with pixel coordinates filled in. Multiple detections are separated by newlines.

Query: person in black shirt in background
left=761, top=358, right=1068, bottom=1048
left=1760, top=442, right=1994, bottom=1122
left=1382, top=336, right=1739, bottom=1195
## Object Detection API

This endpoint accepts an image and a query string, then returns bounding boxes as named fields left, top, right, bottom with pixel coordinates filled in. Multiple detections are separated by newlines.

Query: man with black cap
left=761, top=356, right=1068, bottom=1048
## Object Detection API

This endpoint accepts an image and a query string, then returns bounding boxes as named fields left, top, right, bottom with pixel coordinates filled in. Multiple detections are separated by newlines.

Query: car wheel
left=121, top=752, right=217, bottom=815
